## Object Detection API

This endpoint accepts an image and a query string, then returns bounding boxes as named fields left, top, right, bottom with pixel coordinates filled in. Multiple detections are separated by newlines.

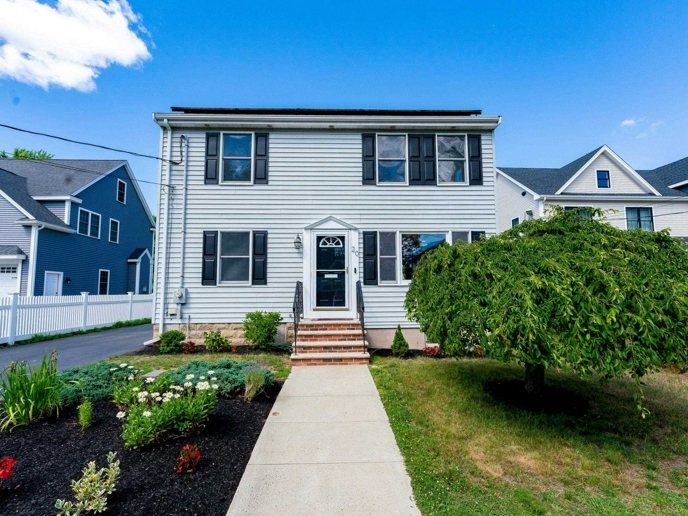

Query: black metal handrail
left=356, top=280, right=366, bottom=350
left=292, top=281, right=304, bottom=355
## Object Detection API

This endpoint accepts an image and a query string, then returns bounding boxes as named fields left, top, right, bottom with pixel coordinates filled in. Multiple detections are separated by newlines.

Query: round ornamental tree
left=405, top=208, right=688, bottom=411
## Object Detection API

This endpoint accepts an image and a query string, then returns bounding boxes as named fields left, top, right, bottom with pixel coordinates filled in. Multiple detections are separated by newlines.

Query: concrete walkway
left=227, top=365, right=420, bottom=515
left=0, top=324, right=153, bottom=371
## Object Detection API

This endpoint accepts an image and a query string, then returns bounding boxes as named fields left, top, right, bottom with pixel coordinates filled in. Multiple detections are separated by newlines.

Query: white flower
left=162, top=397, right=171, bottom=403
left=173, top=393, right=181, bottom=399
left=145, top=377, right=155, bottom=384
left=211, top=377, right=218, bottom=382
left=132, top=387, right=140, bottom=392
left=116, top=411, right=126, bottom=419
left=128, top=365, right=134, bottom=369
left=127, top=375, right=134, bottom=381
left=185, top=374, right=194, bottom=380
left=119, top=363, right=127, bottom=368
left=184, top=382, right=192, bottom=388
left=207, top=370, right=215, bottom=375
left=143, top=411, right=152, bottom=417
left=155, top=396, right=162, bottom=402
left=212, top=384, right=219, bottom=390
left=110, top=367, right=118, bottom=372
left=199, top=376, right=206, bottom=380
left=196, top=381, right=210, bottom=391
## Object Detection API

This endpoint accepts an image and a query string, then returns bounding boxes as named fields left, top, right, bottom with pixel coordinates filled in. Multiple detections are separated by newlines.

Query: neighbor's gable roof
left=499, top=146, right=688, bottom=197
left=0, top=168, right=72, bottom=230
left=0, top=159, right=155, bottom=227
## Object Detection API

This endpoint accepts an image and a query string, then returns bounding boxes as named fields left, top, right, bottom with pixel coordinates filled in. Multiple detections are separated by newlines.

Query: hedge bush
left=160, top=330, right=185, bottom=354
left=243, top=311, right=282, bottom=350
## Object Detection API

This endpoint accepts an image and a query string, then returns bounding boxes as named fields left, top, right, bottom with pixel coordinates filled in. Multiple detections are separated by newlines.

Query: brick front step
left=290, top=352, right=370, bottom=366
left=297, top=330, right=364, bottom=341
left=299, top=319, right=361, bottom=332
left=293, top=341, right=366, bottom=353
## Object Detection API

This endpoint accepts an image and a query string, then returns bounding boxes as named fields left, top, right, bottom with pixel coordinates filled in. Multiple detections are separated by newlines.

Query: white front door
left=0, top=263, right=19, bottom=296
left=43, top=271, right=62, bottom=296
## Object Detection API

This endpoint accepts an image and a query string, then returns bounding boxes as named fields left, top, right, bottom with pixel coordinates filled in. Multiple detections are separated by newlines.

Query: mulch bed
left=0, top=385, right=280, bottom=515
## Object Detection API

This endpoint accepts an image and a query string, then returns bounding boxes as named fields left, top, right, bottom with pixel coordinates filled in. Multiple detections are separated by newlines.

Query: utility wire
left=0, top=122, right=181, bottom=165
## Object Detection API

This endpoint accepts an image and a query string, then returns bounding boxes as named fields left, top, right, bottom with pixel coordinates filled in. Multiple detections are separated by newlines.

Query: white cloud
left=614, top=117, right=663, bottom=139
left=0, top=0, right=151, bottom=92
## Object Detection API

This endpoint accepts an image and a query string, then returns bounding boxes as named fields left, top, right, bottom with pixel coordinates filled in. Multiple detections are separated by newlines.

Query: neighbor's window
left=437, top=135, right=467, bottom=183
left=564, top=206, right=593, bottom=220
left=222, top=134, right=252, bottom=183
left=401, top=233, right=446, bottom=281
left=626, top=207, right=654, bottom=231
left=512, top=217, right=520, bottom=227
left=597, top=170, right=610, bottom=189
left=377, top=135, right=406, bottom=183
left=378, top=232, right=397, bottom=283
left=220, top=231, right=250, bottom=282
left=78, top=209, right=100, bottom=238
left=98, top=270, right=109, bottom=295
left=117, top=179, right=127, bottom=203
left=109, top=219, right=119, bottom=243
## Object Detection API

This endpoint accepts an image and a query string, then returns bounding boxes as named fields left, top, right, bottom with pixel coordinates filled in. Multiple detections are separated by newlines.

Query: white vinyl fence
left=0, top=293, right=153, bottom=345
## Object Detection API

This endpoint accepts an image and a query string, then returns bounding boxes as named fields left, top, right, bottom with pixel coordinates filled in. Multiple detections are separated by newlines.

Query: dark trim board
left=171, top=107, right=483, bottom=116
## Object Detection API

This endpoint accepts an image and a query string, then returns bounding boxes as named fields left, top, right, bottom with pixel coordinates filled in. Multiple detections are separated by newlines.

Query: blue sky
left=1, top=0, right=687, bottom=210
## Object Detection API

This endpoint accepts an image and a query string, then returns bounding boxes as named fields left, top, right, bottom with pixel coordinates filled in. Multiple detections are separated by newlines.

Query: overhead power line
left=0, top=122, right=180, bottom=165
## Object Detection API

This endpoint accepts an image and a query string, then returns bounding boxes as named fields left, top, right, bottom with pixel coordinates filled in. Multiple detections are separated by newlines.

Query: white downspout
left=177, top=135, right=189, bottom=321
left=158, top=119, right=174, bottom=333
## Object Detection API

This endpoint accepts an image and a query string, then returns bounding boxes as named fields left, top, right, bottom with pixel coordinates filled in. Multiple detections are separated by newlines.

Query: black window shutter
left=254, top=133, right=269, bottom=184
left=362, top=231, right=378, bottom=285
left=205, top=133, right=219, bottom=184
left=471, top=231, right=485, bottom=243
left=252, top=231, right=268, bottom=285
left=202, top=231, right=218, bottom=285
left=468, top=134, right=483, bottom=186
left=362, top=134, right=376, bottom=185
left=409, top=135, right=436, bottom=185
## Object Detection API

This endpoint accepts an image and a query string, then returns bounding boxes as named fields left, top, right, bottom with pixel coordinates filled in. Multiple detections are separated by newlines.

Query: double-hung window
left=437, top=135, right=467, bottom=184
left=596, top=170, right=610, bottom=189
left=109, top=219, right=119, bottom=243
left=626, top=207, right=654, bottom=231
left=98, top=270, right=109, bottom=295
left=77, top=208, right=100, bottom=238
left=220, top=231, right=251, bottom=283
left=222, top=134, right=253, bottom=183
left=377, top=135, right=407, bottom=183
left=117, top=179, right=127, bottom=203
left=378, top=232, right=397, bottom=283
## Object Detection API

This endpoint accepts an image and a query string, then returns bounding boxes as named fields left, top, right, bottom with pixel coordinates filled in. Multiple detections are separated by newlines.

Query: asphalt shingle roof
left=500, top=147, right=688, bottom=197
left=0, top=168, right=71, bottom=229
left=0, top=159, right=124, bottom=196
left=128, top=248, right=148, bottom=260
left=0, top=245, right=25, bottom=256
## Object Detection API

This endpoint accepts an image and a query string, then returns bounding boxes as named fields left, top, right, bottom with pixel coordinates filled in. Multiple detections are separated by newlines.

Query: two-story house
left=0, top=159, right=155, bottom=297
left=152, top=107, right=501, bottom=363
left=496, top=145, right=688, bottom=238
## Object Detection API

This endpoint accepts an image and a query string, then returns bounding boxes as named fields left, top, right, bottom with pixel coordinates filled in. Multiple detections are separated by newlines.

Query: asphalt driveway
left=0, top=324, right=153, bottom=371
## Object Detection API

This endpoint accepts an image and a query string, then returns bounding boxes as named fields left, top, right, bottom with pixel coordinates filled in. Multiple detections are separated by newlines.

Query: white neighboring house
left=152, top=107, right=502, bottom=358
left=496, top=145, right=688, bottom=239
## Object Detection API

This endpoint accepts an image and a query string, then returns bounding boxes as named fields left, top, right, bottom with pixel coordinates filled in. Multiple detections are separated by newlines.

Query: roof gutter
left=17, top=219, right=75, bottom=233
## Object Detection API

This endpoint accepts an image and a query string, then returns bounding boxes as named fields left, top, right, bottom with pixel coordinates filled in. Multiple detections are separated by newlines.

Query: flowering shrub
left=116, top=376, right=218, bottom=448
left=422, top=345, right=440, bottom=357
left=176, top=444, right=201, bottom=474
left=163, top=360, right=273, bottom=397
left=55, top=452, right=120, bottom=516
left=0, top=457, right=17, bottom=491
left=182, top=340, right=197, bottom=354
left=59, top=362, right=138, bottom=406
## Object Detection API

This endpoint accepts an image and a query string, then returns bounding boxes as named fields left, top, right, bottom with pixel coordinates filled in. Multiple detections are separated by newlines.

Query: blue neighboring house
left=0, top=160, right=154, bottom=297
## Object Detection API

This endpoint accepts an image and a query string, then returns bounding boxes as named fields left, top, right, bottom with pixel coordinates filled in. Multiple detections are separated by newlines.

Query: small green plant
left=163, top=360, right=273, bottom=397
left=77, top=399, right=93, bottom=430
left=244, top=367, right=268, bottom=401
left=55, top=452, right=120, bottom=516
left=0, top=351, right=62, bottom=430
left=59, top=362, right=138, bottom=406
left=204, top=330, right=229, bottom=352
left=159, top=330, right=185, bottom=354
left=243, top=311, right=282, bottom=350
left=391, top=325, right=409, bottom=357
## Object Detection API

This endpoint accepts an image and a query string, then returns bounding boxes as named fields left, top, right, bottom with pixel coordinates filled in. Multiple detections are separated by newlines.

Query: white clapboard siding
left=0, top=294, right=152, bottom=344
left=496, top=173, right=539, bottom=232
left=563, top=154, right=650, bottom=194
left=155, top=130, right=497, bottom=328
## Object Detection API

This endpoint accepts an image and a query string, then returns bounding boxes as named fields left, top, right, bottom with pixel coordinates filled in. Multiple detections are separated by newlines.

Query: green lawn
left=108, top=351, right=291, bottom=380
left=370, top=356, right=688, bottom=515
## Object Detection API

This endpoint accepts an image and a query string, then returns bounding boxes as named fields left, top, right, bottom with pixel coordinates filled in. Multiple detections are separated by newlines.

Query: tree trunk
left=524, top=363, right=545, bottom=396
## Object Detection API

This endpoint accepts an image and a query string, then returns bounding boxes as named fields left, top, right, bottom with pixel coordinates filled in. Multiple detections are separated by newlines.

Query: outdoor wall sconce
left=65, top=277, right=71, bottom=284
left=525, top=210, right=534, bottom=220
left=293, top=234, right=302, bottom=250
